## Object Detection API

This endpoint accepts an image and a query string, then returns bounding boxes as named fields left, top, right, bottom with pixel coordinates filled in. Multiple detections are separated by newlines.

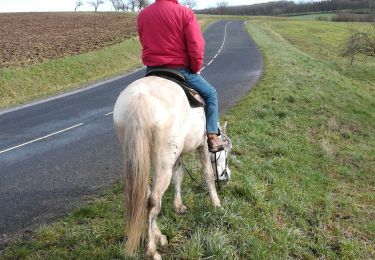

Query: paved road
left=0, top=20, right=263, bottom=241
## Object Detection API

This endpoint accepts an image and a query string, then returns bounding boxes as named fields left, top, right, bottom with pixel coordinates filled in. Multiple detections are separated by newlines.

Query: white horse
left=113, top=76, right=231, bottom=259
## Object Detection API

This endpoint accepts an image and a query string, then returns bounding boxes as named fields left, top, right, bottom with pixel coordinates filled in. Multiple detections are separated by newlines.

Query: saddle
left=145, top=67, right=205, bottom=107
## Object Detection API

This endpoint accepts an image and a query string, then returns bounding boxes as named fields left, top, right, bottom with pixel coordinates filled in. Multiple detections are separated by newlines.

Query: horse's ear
left=222, top=121, right=228, bottom=134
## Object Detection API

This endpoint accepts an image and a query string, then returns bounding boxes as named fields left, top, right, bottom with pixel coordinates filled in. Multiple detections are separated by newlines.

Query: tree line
left=196, top=0, right=373, bottom=16
left=75, top=0, right=198, bottom=12
left=75, top=0, right=150, bottom=12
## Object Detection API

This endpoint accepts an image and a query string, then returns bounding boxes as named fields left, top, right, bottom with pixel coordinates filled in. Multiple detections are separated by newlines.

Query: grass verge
left=288, top=13, right=336, bottom=21
left=2, top=19, right=374, bottom=259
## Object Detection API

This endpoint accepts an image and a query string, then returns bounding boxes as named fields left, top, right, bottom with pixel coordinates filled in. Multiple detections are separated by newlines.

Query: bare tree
left=137, top=0, right=149, bottom=10
left=109, top=0, right=119, bottom=11
left=127, top=0, right=136, bottom=11
left=342, top=2, right=375, bottom=64
left=216, top=1, right=228, bottom=14
left=216, top=1, right=228, bottom=8
left=109, top=0, right=126, bottom=11
left=344, top=28, right=375, bottom=64
left=118, top=0, right=126, bottom=11
left=120, top=0, right=148, bottom=12
left=88, top=0, right=104, bottom=12
left=75, top=0, right=84, bottom=11
left=181, top=0, right=197, bottom=9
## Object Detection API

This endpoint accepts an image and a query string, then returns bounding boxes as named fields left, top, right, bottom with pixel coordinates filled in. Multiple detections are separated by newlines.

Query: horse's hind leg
left=172, top=159, right=187, bottom=214
left=147, top=164, right=172, bottom=259
left=198, top=144, right=221, bottom=207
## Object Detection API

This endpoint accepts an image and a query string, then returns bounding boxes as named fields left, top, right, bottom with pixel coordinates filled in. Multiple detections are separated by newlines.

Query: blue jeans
left=176, top=69, right=218, bottom=134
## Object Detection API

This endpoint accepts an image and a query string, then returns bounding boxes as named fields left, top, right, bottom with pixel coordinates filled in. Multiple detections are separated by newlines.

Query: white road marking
left=0, top=123, right=84, bottom=155
left=201, top=22, right=229, bottom=72
left=105, top=112, right=113, bottom=116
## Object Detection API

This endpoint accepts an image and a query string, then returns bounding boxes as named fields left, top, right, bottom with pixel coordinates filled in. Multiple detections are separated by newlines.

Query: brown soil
left=0, top=12, right=138, bottom=69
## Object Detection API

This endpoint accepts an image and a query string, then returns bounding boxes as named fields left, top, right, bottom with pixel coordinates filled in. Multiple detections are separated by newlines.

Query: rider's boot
left=207, top=134, right=227, bottom=153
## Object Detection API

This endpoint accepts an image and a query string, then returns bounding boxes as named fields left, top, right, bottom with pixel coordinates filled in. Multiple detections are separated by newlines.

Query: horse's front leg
left=172, top=159, right=187, bottom=214
left=198, top=143, right=221, bottom=207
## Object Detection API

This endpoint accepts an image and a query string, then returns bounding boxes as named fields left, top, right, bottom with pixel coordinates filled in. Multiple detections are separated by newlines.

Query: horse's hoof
left=175, top=204, right=187, bottom=214
left=146, top=243, right=157, bottom=259
left=214, top=202, right=222, bottom=208
left=153, top=252, right=162, bottom=260
left=212, top=199, right=221, bottom=208
left=158, top=234, right=168, bottom=247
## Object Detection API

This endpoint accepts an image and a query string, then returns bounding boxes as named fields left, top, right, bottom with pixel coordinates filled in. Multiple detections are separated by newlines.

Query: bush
left=342, top=23, right=375, bottom=64
left=332, top=12, right=374, bottom=22
left=317, top=16, right=329, bottom=21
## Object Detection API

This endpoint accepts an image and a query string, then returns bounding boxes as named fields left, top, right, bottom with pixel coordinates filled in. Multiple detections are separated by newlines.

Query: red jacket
left=138, top=0, right=205, bottom=73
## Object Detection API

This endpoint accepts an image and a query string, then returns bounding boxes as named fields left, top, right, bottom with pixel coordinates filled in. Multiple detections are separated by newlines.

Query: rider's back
left=138, top=0, right=204, bottom=73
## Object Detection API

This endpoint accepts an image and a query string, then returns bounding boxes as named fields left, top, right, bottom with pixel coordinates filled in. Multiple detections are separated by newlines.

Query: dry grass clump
left=332, top=12, right=374, bottom=23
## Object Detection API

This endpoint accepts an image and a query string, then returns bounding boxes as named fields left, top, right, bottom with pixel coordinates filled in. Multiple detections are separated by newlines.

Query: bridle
left=211, top=133, right=232, bottom=191
left=181, top=133, right=232, bottom=191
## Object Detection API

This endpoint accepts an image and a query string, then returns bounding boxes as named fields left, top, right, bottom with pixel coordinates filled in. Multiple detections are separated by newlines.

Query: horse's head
left=211, top=122, right=232, bottom=182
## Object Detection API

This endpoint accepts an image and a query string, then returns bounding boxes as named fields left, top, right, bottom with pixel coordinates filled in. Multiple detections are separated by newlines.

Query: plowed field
left=0, top=13, right=138, bottom=68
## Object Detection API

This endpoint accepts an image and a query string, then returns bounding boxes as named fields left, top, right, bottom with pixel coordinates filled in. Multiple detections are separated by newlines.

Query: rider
left=138, top=0, right=227, bottom=152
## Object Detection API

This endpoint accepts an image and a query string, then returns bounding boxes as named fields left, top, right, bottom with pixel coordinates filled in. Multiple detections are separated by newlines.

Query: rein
left=213, top=133, right=231, bottom=191
left=182, top=133, right=231, bottom=191
left=180, top=159, right=201, bottom=186
left=214, top=152, right=221, bottom=191
left=212, top=149, right=229, bottom=191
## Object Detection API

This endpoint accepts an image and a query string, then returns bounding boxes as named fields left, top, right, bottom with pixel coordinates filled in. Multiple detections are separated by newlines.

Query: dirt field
left=0, top=13, right=138, bottom=68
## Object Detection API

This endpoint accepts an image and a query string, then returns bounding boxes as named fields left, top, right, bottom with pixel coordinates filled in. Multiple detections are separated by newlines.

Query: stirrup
left=208, top=139, right=227, bottom=153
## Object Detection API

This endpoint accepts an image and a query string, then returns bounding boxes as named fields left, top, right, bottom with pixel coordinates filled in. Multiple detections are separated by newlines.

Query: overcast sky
left=0, top=0, right=273, bottom=13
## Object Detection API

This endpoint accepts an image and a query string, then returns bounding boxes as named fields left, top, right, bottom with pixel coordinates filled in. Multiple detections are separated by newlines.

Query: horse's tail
left=118, top=97, right=152, bottom=256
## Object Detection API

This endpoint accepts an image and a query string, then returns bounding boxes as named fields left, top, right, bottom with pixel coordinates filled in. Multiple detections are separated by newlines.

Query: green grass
left=198, top=16, right=218, bottom=31
left=288, top=13, right=336, bottom=21
left=2, top=19, right=375, bottom=259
